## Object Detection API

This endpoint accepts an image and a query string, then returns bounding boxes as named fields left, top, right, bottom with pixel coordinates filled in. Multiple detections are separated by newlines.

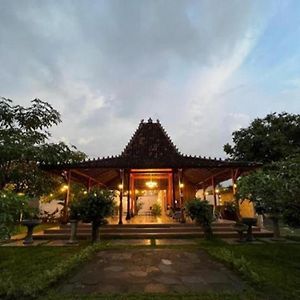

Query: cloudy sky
left=1, top=0, right=299, bottom=158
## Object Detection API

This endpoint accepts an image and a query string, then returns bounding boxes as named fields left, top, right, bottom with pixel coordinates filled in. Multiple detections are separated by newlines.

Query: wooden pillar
left=62, top=170, right=71, bottom=223
left=126, top=170, right=131, bottom=220
left=167, top=173, right=172, bottom=209
left=172, top=170, right=176, bottom=208
left=212, top=177, right=217, bottom=207
left=203, top=186, right=206, bottom=200
left=118, top=169, right=124, bottom=225
left=130, top=174, right=135, bottom=217
left=178, top=169, right=186, bottom=223
left=232, top=168, right=241, bottom=219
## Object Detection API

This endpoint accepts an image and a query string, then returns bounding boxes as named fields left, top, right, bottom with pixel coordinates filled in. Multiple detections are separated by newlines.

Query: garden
left=1, top=98, right=300, bottom=300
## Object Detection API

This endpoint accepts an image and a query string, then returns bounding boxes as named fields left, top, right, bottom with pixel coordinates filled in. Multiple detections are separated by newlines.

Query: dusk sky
left=1, top=0, right=299, bottom=158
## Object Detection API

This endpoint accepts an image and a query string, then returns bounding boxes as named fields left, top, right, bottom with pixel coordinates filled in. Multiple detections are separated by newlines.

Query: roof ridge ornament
left=148, top=117, right=153, bottom=123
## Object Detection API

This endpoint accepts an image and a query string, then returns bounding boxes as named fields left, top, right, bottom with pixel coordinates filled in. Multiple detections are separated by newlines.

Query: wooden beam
left=70, top=169, right=107, bottom=187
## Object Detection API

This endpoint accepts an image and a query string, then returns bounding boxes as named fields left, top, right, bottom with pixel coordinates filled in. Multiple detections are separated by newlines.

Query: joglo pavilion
left=44, top=118, right=259, bottom=224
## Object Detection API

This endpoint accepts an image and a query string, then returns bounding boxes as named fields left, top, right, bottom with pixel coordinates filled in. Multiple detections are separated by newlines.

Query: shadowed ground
left=59, top=248, right=246, bottom=294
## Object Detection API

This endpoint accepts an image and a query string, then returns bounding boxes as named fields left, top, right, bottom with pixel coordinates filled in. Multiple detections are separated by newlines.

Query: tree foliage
left=0, top=97, right=86, bottom=196
left=0, top=190, right=34, bottom=240
left=224, top=112, right=300, bottom=163
left=237, top=156, right=300, bottom=235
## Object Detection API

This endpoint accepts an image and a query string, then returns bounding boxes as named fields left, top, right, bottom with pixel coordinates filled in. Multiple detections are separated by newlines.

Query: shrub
left=0, top=191, right=33, bottom=240
left=76, top=189, right=115, bottom=242
left=185, top=198, right=213, bottom=239
left=151, top=203, right=161, bottom=216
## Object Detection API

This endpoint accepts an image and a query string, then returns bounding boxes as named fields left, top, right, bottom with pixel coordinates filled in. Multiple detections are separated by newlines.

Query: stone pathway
left=59, top=249, right=246, bottom=294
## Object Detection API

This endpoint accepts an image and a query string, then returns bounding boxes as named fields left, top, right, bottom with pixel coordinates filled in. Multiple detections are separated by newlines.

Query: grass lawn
left=0, top=240, right=299, bottom=300
left=202, top=239, right=300, bottom=300
left=0, top=244, right=89, bottom=299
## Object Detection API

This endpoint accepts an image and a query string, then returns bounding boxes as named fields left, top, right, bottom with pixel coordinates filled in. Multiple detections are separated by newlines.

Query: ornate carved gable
left=121, top=118, right=180, bottom=159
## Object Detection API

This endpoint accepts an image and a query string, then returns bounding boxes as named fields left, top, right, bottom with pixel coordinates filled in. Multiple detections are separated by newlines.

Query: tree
left=0, top=97, right=86, bottom=196
left=224, top=112, right=300, bottom=163
left=76, top=189, right=115, bottom=242
left=185, top=199, right=213, bottom=239
left=237, top=156, right=300, bottom=239
left=271, top=156, right=300, bottom=229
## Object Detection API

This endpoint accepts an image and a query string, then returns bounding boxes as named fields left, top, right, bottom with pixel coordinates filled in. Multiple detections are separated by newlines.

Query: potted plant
left=67, top=200, right=81, bottom=244
left=233, top=221, right=248, bottom=242
left=151, top=203, right=162, bottom=217
left=185, top=198, right=213, bottom=239
left=242, top=217, right=257, bottom=241
left=21, top=205, right=41, bottom=245
left=77, top=189, right=115, bottom=242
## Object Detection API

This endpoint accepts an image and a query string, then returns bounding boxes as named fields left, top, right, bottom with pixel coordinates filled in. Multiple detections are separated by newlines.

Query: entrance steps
left=34, top=222, right=273, bottom=240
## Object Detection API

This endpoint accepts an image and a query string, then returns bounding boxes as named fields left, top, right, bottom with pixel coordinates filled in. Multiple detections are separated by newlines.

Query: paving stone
left=158, top=263, right=176, bottom=274
left=103, top=266, right=124, bottom=272
left=181, top=275, right=205, bottom=284
left=129, top=270, right=148, bottom=277
left=144, top=283, right=169, bottom=293
left=58, top=248, right=247, bottom=294
left=183, top=252, right=201, bottom=262
left=200, top=270, right=232, bottom=283
left=155, top=239, right=197, bottom=245
left=154, top=275, right=181, bottom=285
left=161, top=259, right=172, bottom=265
left=146, top=266, right=160, bottom=273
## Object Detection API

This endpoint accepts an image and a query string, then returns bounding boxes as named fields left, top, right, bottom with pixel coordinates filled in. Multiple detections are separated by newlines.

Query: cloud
left=1, top=0, right=294, bottom=158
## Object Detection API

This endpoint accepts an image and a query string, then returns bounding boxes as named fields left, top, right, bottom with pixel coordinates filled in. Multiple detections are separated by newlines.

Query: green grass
left=1, top=239, right=300, bottom=300
left=202, top=239, right=300, bottom=300
left=0, top=243, right=109, bottom=299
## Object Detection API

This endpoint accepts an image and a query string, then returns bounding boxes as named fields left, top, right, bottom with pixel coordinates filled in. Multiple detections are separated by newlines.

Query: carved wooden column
left=62, top=170, right=71, bottom=224
left=126, top=169, right=131, bottom=220
left=167, top=173, right=172, bottom=210
left=118, top=169, right=124, bottom=225
left=203, top=186, right=207, bottom=200
left=178, top=169, right=186, bottom=223
left=172, top=169, right=176, bottom=208
left=130, top=173, right=135, bottom=217
left=232, top=168, right=241, bottom=219
left=212, top=176, right=217, bottom=207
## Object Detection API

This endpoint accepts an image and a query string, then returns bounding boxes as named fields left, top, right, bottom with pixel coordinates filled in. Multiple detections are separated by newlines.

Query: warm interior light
left=215, top=189, right=219, bottom=193
left=145, top=180, right=158, bottom=189
left=50, top=193, right=53, bottom=197
left=135, top=189, right=139, bottom=194
left=118, top=184, right=123, bottom=190
left=179, top=183, right=184, bottom=188
left=205, top=191, right=209, bottom=196
left=145, top=173, right=158, bottom=189
left=83, top=191, right=87, bottom=195
left=61, top=185, right=68, bottom=192
left=233, top=183, right=237, bottom=188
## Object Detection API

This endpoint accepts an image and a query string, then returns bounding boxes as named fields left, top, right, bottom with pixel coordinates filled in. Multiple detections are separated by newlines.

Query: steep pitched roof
left=42, top=118, right=261, bottom=188
left=121, top=118, right=180, bottom=159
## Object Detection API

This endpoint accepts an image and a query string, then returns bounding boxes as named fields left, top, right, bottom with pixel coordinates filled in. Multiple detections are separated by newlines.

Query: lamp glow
left=145, top=180, right=158, bottom=189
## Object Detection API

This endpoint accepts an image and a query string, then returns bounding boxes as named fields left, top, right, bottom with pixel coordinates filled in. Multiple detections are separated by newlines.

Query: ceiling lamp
left=145, top=173, right=157, bottom=189
left=145, top=180, right=158, bottom=189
